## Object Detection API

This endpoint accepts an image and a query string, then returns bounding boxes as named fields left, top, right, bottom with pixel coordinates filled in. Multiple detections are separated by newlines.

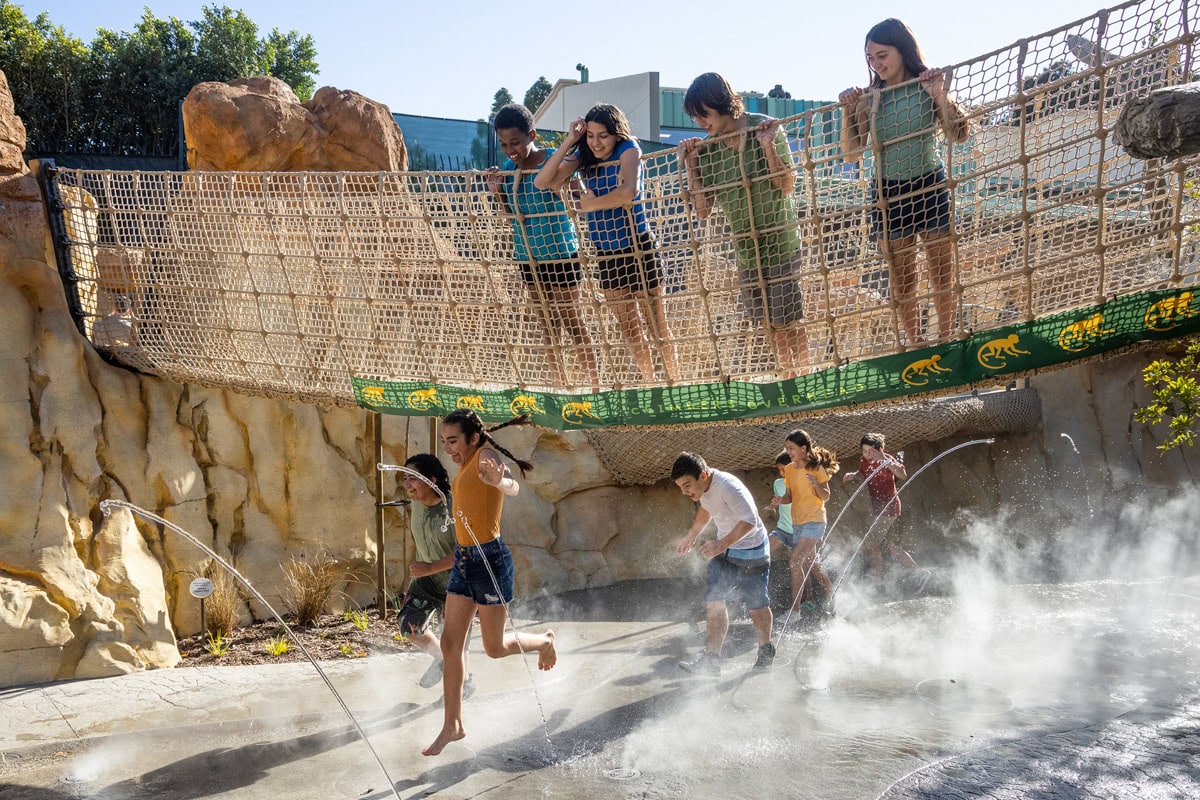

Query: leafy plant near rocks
left=343, top=608, right=370, bottom=631
left=1136, top=338, right=1200, bottom=449
left=205, top=632, right=231, bottom=657
left=282, top=554, right=342, bottom=627
left=264, top=636, right=289, bottom=657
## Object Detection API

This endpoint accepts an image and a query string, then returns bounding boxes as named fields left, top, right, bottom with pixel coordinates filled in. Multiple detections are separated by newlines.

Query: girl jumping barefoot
left=423, top=408, right=556, bottom=757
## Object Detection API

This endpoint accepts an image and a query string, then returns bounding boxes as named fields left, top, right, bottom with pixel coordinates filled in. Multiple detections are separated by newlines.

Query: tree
left=1135, top=339, right=1200, bottom=450
left=489, top=87, right=513, bottom=122
left=523, top=76, right=551, bottom=114
left=1, top=1, right=319, bottom=156
left=767, top=84, right=791, bottom=99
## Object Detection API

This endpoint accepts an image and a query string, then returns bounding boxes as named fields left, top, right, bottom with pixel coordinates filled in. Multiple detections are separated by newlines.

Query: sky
left=24, top=0, right=1117, bottom=121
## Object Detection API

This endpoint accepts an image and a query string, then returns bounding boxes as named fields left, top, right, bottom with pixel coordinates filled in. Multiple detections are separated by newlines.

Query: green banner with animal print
left=351, top=288, right=1200, bottom=429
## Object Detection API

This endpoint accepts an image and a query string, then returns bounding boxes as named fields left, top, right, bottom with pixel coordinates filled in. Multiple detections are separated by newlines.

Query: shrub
left=282, top=554, right=341, bottom=626
left=264, top=636, right=289, bottom=657
left=205, top=632, right=231, bottom=657
left=343, top=608, right=370, bottom=631
left=203, top=568, right=242, bottom=638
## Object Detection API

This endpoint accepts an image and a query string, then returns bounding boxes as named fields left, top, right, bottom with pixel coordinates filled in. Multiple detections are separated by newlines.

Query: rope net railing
left=48, top=0, right=1200, bottom=424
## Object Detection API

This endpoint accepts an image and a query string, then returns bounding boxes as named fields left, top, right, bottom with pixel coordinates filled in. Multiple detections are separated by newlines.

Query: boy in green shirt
left=679, top=72, right=810, bottom=376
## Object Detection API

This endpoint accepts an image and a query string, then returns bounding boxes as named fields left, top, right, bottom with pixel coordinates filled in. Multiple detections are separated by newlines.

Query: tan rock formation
left=182, top=77, right=408, bottom=172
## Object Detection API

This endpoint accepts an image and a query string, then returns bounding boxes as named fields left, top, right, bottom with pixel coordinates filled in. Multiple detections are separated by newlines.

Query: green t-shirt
left=874, top=81, right=941, bottom=181
left=409, top=499, right=455, bottom=595
left=694, top=113, right=802, bottom=270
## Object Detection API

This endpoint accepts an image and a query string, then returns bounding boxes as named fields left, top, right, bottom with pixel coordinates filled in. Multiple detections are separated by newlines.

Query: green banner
left=351, top=288, right=1200, bottom=429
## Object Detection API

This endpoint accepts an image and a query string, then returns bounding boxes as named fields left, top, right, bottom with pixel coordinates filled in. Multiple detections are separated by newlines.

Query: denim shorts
left=770, top=526, right=801, bottom=549
left=705, top=553, right=770, bottom=610
left=447, top=538, right=514, bottom=606
left=794, top=521, right=827, bottom=542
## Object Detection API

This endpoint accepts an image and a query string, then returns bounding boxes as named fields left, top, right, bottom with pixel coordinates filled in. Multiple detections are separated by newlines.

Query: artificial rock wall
left=2, top=71, right=1197, bottom=688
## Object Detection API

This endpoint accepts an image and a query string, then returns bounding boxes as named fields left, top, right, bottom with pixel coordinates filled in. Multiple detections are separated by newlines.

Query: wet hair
left=684, top=72, right=744, bottom=120
left=785, top=429, right=840, bottom=474
left=442, top=409, right=533, bottom=475
left=572, top=103, right=636, bottom=170
left=493, top=103, right=535, bottom=135
left=864, top=18, right=929, bottom=89
left=774, top=450, right=791, bottom=467
left=860, top=432, right=886, bottom=450
left=670, top=451, right=709, bottom=481
left=404, top=452, right=451, bottom=499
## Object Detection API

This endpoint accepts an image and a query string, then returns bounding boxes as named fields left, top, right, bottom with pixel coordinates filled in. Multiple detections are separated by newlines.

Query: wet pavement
left=2, top=576, right=1198, bottom=799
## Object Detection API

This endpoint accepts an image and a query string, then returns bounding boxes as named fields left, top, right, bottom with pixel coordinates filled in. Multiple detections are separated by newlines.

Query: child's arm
left=838, top=88, right=870, bottom=162
left=675, top=507, right=713, bottom=554
left=485, top=167, right=512, bottom=213
left=409, top=552, right=455, bottom=577
left=700, top=520, right=755, bottom=559
left=534, top=117, right=585, bottom=190
left=808, top=470, right=831, bottom=503
left=755, top=118, right=796, bottom=195
left=477, top=448, right=519, bottom=496
left=678, top=138, right=714, bottom=219
left=920, top=68, right=970, bottom=144
left=578, top=145, right=642, bottom=212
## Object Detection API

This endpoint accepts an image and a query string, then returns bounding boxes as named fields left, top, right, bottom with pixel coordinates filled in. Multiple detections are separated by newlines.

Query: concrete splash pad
left=2, top=576, right=1198, bottom=799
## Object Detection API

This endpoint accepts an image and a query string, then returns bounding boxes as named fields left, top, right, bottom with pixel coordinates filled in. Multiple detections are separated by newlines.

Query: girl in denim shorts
left=422, top=409, right=557, bottom=757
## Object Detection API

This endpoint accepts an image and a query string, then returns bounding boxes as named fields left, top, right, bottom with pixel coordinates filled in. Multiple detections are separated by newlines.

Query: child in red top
left=842, top=432, right=918, bottom=581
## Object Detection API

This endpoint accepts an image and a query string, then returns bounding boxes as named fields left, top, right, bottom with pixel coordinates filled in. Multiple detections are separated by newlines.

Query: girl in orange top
left=423, top=408, right=557, bottom=757
left=771, top=429, right=840, bottom=612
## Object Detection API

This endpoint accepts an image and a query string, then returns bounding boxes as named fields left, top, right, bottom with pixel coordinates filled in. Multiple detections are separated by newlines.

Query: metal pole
left=429, top=416, right=437, bottom=455
left=374, top=411, right=387, bottom=620
left=200, top=597, right=206, bottom=635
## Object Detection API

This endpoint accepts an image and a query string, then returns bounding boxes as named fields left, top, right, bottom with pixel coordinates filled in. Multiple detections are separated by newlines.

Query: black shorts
left=397, top=576, right=446, bottom=635
left=595, top=232, right=662, bottom=293
left=871, top=168, right=953, bottom=241
left=741, top=252, right=805, bottom=326
left=519, top=257, right=584, bottom=290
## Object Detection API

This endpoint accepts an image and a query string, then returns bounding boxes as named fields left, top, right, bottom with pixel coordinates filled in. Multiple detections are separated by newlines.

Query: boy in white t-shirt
left=672, top=452, right=775, bottom=675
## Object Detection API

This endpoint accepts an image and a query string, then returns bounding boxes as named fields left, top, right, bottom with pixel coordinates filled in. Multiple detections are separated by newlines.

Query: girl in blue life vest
left=839, top=19, right=970, bottom=348
left=536, top=103, right=679, bottom=384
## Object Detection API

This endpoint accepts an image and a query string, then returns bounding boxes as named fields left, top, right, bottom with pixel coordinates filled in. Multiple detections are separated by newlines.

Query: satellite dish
left=1067, top=34, right=1120, bottom=65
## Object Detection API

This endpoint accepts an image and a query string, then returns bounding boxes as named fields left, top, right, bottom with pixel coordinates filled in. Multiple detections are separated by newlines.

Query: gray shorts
left=741, top=253, right=805, bottom=326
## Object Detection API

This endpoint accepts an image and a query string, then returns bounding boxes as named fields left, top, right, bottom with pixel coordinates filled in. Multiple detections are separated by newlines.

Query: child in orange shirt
left=771, top=429, right=839, bottom=612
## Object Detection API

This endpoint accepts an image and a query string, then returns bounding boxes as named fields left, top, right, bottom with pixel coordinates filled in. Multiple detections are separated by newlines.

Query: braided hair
left=442, top=409, right=534, bottom=476
left=786, top=429, right=840, bottom=475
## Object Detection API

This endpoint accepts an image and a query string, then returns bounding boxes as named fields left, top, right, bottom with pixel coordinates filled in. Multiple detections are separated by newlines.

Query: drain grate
left=604, top=768, right=641, bottom=781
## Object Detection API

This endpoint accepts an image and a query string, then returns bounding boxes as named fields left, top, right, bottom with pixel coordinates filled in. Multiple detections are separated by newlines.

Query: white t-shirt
left=699, top=470, right=769, bottom=554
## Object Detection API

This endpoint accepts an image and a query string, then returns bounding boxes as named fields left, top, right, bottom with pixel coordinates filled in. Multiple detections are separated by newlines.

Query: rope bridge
left=45, top=0, right=1200, bottom=435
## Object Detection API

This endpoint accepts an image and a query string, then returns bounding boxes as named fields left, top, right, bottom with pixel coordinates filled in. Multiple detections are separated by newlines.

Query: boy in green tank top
left=679, top=72, right=810, bottom=377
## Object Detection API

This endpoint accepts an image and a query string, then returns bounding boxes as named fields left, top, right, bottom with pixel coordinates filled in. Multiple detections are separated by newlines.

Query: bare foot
left=421, top=723, right=465, bottom=756
left=538, top=630, right=557, bottom=671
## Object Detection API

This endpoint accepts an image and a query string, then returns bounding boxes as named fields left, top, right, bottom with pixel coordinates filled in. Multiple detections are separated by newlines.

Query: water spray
left=776, top=438, right=997, bottom=661
left=99, top=499, right=403, bottom=800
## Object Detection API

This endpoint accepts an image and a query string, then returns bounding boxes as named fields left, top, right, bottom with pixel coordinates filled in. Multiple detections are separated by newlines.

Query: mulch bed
left=177, top=609, right=417, bottom=668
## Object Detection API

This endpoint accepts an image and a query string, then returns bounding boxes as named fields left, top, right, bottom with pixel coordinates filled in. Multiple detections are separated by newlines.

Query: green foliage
left=264, top=636, right=289, bottom=657
left=339, top=643, right=354, bottom=657
left=1135, top=339, right=1200, bottom=450
left=489, top=87, right=513, bottom=122
left=0, top=0, right=319, bottom=155
left=343, top=608, right=370, bottom=631
left=523, top=76, right=551, bottom=114
left=204, top=631, right=231, bottom=657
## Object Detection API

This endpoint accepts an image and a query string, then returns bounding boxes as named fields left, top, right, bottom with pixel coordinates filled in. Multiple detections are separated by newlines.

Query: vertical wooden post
left=374, top=411, right=387, bottom=619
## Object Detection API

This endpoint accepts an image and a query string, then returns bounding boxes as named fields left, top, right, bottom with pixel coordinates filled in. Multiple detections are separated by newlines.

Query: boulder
left=182, top=77, right=408, bottom=172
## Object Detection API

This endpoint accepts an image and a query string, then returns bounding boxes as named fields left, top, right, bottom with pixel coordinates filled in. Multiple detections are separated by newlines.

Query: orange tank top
left=449, top=447, right=503, bottom=546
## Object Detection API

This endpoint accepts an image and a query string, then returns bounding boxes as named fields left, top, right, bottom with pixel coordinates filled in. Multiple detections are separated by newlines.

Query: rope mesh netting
left=48, top=0, right=1198, bottom=419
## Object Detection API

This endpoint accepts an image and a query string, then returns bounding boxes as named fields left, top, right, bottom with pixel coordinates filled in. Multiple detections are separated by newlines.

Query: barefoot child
left=839, top=19, right=970, bottom=347
left=771, top=430, right=839, bottom=612
left=841, top=432, right=918, bottom=581
left=679, top=72, right=809, bottom=375
left=673, top=452, right=775, bottom=674
left=536, top=103, right=678, bottom=383
left=423, top=409, right=556, bottom=757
